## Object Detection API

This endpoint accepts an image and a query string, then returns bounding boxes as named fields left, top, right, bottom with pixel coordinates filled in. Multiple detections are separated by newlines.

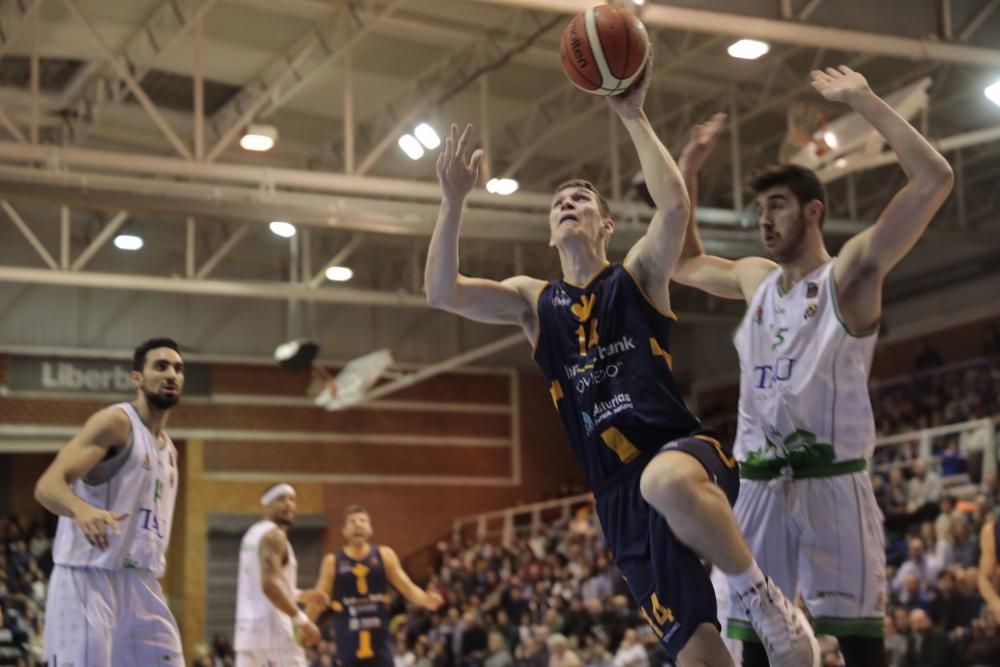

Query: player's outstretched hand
left=678, top=112, right=726, bottom=174
left=436, top=123, right=484, bottom=203
left=810, top=65, right=872, bottom=105
left=299, top=619, right=321, bottom=646
left=75, top=505, right=128, bottom=551
left=422, top=590, right=445, bottom=611
left=607, top=51, right=654, bottom=121
left=299, top=588, right=329, bottom=608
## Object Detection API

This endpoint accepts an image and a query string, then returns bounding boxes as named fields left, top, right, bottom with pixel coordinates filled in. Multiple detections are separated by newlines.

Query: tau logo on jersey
left=753, top=357, right=797, bottom=389
left=581, top=411, right=596, bottom=435
left=138, top=506, right=166, bottom=539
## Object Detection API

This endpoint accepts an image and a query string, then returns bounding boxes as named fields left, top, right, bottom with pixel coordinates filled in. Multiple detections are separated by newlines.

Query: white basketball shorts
left=727, top=471, right=887, bottom=639
left=44, top=565, right=183, bottom=666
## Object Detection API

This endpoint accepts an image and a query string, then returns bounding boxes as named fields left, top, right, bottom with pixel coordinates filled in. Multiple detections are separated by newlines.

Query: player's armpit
left=428, top=274, right=543, bottom=332
left=673, top=254, right=775, bottom=303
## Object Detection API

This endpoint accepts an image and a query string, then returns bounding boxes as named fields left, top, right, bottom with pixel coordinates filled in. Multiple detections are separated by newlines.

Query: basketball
left=559, top=5, right=650, bottom=96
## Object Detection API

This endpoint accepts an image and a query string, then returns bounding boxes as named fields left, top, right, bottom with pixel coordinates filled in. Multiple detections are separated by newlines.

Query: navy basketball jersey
left=330, top=545, right=393, bottom=667
left=534, top=263, right=707, bottom=490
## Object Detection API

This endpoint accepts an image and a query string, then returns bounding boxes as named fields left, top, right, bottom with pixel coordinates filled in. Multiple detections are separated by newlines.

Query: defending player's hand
left=810, top=65, right=872, bottom=105
left=299, top=588, right=329, bottom=608
left=678, top=112, right=726, bottom=174
left=75, top=505, right=129, bottom=551
left=607, top=51, right=654, bottom=121
left=298, top=618, right=321, bottom=647
left=436, top=123, right=484, bottom=203
left=422, top=590, right=444, bottom=611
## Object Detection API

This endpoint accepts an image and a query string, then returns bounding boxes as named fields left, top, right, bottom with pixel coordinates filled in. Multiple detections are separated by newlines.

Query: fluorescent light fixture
left=325, top=266, right=354, bottom=282
left=240, top=123, right=278, bottom=152
left=398, top=134, right=424, bottom=160
left=823, top=131, right=838, bottom=149
left=727, top=39, right=770, bottom=60
left=269, top=221, right=296, bottom=238
left=414, top=123, right=441, bottom=149
left=113, top=234, right=143, bottom=251
left=986, top=81, right=1000, bottom=107
left=633, top=0, right=645, bottom=5
left=486, top=178, right=519, bottom=195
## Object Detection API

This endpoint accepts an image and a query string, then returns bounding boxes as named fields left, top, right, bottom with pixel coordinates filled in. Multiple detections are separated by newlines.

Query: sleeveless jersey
left=53, top=402, right=178, bottom=576
left=733, top=259, right=878, bottom=465
left=331, top=545, right=392, bottom=666
left=233, top=519, right=300, bottom=652
left=533, top=263, right=706, bottom=491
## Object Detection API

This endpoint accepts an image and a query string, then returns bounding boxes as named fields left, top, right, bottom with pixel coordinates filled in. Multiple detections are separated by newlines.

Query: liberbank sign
left=7, top=356, right=212, bottom=396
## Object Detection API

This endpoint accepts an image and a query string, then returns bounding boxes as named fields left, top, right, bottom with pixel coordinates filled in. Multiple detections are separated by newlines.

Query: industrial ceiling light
left=325, top=266, right=354, bottom=282
left=269, top=221, right=296, bottom=238
left=727, top=39, right=770, bottom=60
left=486, top=178, right=519, bottom=195
left=398, top=134, right=424, bottom=160
left=113, top=233, right=143, bottom=251
left=823, top=131, right=839, bottom=149
left=986, top=81, right=1000, bottom=107
left=414, top=123, right=441, bottom=149
left=240, top=123, right=278, bottom=152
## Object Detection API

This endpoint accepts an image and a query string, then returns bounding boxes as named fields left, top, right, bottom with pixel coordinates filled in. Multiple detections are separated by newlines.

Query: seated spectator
left=907, top=459, right=942, bottom=518
left=931, top=571, right=975, bottom=632
left=884, top=614, right=907, bottom=667
left=951, top=517, right=981, bottom=568
left=485, top=631, right=514, bottom=667
left=894, top=537, right=943, bottom=593
left=547, top=633, right=581, bottom=667
left=898, top=573, right=934, bottom=614
left=905, top=609, right=957, bottom=664
left=611, top=629, right=647, bottom=667
left=962, top=609, right=1000, bottom=666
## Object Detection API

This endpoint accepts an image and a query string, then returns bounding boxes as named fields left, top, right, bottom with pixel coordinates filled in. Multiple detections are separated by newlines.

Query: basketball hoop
left=314, top=349, right=394, bottom=411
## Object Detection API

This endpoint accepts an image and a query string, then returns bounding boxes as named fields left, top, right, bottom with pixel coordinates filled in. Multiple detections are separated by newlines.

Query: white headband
left=261, top=483, right=296, bottom=506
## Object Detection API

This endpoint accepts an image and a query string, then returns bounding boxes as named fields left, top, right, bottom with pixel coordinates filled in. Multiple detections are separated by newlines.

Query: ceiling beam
left=470, top=0, right=1000, bottom=67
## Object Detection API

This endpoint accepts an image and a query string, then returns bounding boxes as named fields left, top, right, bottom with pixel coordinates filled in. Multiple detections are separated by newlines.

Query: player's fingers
left=838, top=64, right=853, bottom=75
left=456, top=123, right=473, bottom=158
left=468, top=148, right=484, bottom=171
left=825, top=66, right=840, bottom=77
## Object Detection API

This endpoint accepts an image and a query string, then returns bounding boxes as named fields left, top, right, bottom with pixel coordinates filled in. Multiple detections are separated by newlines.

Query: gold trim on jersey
left=601, top=427, right=641, bottom=463
left=695, top=434, right=737, bottom=469
left=549, top=380, right=564, bottom=407
left=649, top=337, right=673, bottom=370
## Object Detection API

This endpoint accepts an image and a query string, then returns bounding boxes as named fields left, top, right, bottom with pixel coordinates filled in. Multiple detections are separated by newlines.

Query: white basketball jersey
left=52, top=402, right=178, bottom=577
left=234, top=519, right=299, bottom=652
left=733, top=260, right=878, bottom=465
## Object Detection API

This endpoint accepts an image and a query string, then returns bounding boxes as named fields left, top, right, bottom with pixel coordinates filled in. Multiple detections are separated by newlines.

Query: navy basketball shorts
left=594, top=435, right=740, bottom=658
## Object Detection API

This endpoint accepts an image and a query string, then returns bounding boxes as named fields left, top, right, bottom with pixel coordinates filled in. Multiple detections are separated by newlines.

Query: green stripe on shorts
left=813, top=616, right=885, bottom=638
left=726, top=619, right=760, bottom=642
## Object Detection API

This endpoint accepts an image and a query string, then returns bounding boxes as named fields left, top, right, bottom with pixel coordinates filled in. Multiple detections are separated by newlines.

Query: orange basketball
left=559, top=5, right=650, bottom=96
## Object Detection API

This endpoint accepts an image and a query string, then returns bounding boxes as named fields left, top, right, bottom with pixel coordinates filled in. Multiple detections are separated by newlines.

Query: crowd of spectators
left=0, top=515, right=52, bottom=666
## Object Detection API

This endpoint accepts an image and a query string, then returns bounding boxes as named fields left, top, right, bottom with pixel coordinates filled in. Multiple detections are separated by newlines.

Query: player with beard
left=674, top=66, right=954, bottom=667
left=308, top=506, right=443, bottom=667
left=234, top=483, right=327, bottom=666
left=36, top=337, right=187, bottom=665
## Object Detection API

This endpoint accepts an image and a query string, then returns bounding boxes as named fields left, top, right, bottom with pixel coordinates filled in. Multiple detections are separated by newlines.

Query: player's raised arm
left=613, top=55, right=690, bottom=293
left=672, top=113, right=776, bottom=303
left=380, top=546, right=443, bottom=611
left=815, top=66, right=954, bottom=331
left=34, top=407, right=132, bottom=550
left=425, top=123, right=543, bottom=338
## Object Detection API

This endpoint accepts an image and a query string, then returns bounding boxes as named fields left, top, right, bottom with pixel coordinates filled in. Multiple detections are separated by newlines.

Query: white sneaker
left=736, top=577, right=820, bottom=667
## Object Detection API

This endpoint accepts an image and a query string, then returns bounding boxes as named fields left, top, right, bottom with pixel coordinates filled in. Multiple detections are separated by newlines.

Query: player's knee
left=639, top=453, right=700, bottom=510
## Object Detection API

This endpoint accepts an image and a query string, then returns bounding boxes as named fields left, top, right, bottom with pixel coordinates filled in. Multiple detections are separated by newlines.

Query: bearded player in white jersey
left=35, top=338, right=186, bottom=665
left=674, top=66, right=953, bottom=667
left=233, top=483, right=327, bottom=666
